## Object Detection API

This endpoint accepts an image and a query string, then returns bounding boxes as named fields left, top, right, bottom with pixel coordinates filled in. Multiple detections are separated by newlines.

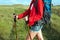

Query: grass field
left=0, top=5, right=60, bottom=40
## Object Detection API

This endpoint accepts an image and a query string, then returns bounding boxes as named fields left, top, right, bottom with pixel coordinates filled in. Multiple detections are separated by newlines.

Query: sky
left=0, top=0, right=60, bottom=5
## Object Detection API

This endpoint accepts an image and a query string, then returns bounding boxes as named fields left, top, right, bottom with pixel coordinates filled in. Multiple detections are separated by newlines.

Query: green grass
left=0, top=5, right=60, bottom=40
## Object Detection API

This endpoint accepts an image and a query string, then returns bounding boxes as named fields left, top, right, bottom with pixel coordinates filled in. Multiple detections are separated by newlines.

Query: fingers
left=14, top=15, right=18, bottom=19
left=24, top=16, right=28, bottom=21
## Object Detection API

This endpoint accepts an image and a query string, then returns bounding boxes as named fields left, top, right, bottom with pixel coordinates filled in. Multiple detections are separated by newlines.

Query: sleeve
left=17, top=1, right=33, bottom=19
left=18, top=9, right=30, bottom=19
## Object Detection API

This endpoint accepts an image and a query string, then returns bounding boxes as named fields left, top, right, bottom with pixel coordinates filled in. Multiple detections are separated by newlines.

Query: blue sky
left=0, top=0, right=60, bottom=5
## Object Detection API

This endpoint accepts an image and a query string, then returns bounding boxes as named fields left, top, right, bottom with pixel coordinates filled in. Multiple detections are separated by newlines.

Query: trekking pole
left=24, top=16, right=32, bottom=40
left=13, top=13, right=18, bottom=40
left=28, top=27, right=32, bottom=40
left=25, top=24, right=32, bottom=40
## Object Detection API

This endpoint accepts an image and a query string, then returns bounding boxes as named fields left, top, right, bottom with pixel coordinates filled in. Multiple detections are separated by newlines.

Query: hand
left=24, top=16, right=28, bottom=21
left=13, top=13, right=18, bottom=19
left=16, top=16, right=18, bottom=19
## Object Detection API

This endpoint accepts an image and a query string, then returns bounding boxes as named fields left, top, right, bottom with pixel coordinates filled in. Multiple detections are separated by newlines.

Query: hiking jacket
left=18, top=0, right=44, bottom=26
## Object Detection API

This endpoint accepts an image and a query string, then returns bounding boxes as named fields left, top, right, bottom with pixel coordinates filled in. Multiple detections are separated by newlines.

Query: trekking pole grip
left=13, top=13, right=16, bottom=22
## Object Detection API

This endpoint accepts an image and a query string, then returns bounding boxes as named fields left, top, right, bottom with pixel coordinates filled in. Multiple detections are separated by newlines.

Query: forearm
left=17, top=9, right=30, bottom=19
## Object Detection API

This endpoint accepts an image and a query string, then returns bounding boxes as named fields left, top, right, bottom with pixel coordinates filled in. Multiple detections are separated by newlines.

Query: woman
left=16, top=0, right=44, bottom=40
